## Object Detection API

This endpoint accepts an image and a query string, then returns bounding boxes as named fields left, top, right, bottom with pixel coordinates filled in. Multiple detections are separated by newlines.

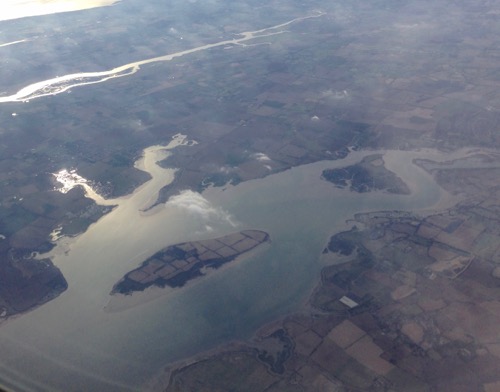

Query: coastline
left=0, top=145, right=487, bottom=391
left=143, top=146, right=484, bottom=391
left=104, top=239, right=272, bottom=314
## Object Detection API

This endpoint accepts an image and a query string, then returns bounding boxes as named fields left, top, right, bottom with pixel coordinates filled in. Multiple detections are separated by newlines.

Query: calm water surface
left=0, top=147, right=474, bottom=391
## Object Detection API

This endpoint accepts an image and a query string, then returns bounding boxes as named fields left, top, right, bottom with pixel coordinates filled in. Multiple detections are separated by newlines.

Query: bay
left=0, top=146, right=474, bottom=391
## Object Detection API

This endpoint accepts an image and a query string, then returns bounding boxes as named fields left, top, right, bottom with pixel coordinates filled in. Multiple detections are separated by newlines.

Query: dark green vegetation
left=166, top=328, right=296, bottom=392
left=167, top=194, right=500, bottom=391
left=0, top=255, right=67, bottom=316
left=112, top=230, right=269, bottom=295
left=164, top=151, right=500, bottom=391
left=166, top=350, right=284, bottom=392
left=322, top=154, right=410, bottom=194
left=0, top=0, right=378, bottom=317
left=1, top=0, right=500, bottom=390
left=0, top=186, right=112, bottom=318
left=325, top=227, right=360, bottom=256
left=256, top=329, right=294, bottom=375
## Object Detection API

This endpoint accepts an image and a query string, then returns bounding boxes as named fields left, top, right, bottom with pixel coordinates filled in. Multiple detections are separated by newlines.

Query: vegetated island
left=161, top=151, right=500, bottom=392
left=322, top=154, right=410, bottom=194
left=111, top=230, right=269, bottom=295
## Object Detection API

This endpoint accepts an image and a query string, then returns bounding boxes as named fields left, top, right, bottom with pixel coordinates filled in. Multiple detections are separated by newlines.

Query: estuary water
left=0, top=144, right=474, bottom=391
left=0, top=13, right=323, bottom=103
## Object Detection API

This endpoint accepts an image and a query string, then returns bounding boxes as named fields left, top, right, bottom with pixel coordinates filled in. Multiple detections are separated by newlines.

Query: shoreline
left=145, top=282, right=334, bottom=392
left=143, top=146, right=483, bottom=391
left=104, top=239, right=272, bottom=314
left=0, top=144, right=486, bottom=391
left=38, top=134, right=192, bottom=262
left=0, top=13, right=325, bottom=103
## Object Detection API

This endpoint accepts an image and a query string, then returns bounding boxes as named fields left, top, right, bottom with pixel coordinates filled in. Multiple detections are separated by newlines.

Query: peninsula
left=322, top=154, right=410, bottom=194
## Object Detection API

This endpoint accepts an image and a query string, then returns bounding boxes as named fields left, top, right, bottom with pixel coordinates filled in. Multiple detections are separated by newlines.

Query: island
left=163, top=152, right=500, bottom=392
left=3, top=0, right=500, bottom=390
left=321, top=154, right=410, bottom=194
left=111, top=230, right=269, bottom=295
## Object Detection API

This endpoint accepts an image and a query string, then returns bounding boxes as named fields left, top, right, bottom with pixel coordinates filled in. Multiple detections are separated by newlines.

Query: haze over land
left=1, top=0, right=500, bottom=391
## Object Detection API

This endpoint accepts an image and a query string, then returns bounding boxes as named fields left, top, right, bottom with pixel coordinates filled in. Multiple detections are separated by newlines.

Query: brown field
left=327, top=320, right=365, bottom=349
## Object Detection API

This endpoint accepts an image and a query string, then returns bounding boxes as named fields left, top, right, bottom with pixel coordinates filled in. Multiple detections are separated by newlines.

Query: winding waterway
left=0, top=13, right=323, bottom=103
left=0, top=143, right=479, bottom=391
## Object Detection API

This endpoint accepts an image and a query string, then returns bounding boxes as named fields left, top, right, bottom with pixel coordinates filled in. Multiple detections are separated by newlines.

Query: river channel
left=0, top=143, right=476, bottom=391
